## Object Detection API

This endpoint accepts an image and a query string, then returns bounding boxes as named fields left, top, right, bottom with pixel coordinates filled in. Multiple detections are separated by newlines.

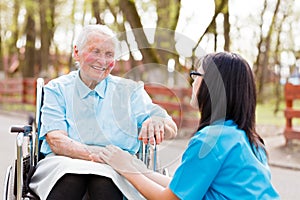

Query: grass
left=256, top=103, right=285, bottom=126
left=256, top=100, right=300, bottom=126
left=0, top=103, right=35, bottom=113
left=1, top=99, right=300, bottom=127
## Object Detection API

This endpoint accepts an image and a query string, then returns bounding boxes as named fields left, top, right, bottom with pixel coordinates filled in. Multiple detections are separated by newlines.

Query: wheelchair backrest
left=35, top=78, right=45, bottom=162
left=34, top=78, right=156, bottom=170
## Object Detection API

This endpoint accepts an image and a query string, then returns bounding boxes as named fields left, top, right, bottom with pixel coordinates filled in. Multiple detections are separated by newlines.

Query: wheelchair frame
left=3, top=78, right=162, bottom=200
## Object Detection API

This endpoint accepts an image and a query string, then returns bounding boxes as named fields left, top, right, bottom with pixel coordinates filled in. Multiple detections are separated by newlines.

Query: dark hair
left=196, top=52, right=265, bottom=155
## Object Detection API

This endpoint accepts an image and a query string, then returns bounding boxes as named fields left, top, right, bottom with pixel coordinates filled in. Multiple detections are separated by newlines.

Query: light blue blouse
left=169, top=120, right=280, bottom=200
left=40, top=70, right=170, bottom=155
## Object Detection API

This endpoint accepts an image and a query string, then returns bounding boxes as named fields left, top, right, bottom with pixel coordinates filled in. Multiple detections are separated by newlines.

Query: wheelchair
left=3, top=78, right=166, bottom=200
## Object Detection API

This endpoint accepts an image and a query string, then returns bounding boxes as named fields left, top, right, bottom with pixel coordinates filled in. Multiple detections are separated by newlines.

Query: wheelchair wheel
left=3, top=164, right=16, bottom=200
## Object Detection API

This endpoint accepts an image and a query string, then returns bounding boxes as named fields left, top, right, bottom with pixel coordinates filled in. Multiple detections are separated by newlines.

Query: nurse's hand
left=139, top=117, right=165, bottom=145
left=87, top=146, right=106, bottom=163
left=100, top=145, right=150, bottom=175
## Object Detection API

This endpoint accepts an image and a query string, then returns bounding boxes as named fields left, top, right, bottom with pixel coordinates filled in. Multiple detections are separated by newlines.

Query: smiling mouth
left=91, top=65, right=107, bottom=71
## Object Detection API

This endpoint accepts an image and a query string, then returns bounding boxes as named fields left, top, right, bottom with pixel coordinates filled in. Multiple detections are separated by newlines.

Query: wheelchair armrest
left=10, top=125, right=32, bottom=135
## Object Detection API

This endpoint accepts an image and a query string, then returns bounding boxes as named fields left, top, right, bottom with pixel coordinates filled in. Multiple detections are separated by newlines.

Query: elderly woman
left=29, top=24, right=177, bottom=200
left=100, top=52, right=280, bottom=200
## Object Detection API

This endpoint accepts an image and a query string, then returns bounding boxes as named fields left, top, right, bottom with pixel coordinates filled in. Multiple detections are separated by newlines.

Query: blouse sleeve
left=40, top=81, right=68, bottom=140
left=169, top=136, right=222, bottom=200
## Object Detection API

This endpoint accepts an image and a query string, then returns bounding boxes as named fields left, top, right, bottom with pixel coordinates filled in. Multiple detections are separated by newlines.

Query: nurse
left=101, top=52, right=280, bottom=200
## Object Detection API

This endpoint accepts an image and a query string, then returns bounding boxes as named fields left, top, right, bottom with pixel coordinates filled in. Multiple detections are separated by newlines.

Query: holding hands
left=89, top=116, right=176, bottom=166
left=100, top=145, right=150, bottom=175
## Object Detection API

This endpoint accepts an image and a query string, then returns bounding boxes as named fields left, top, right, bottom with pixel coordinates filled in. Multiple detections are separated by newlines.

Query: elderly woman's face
left=75, top=32, right=115, bottom=87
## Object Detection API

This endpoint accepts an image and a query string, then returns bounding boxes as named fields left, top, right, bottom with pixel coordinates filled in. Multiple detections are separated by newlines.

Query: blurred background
left=1, top=1, right=300, bottom=198
left=1, top=0, right=300, bottom=124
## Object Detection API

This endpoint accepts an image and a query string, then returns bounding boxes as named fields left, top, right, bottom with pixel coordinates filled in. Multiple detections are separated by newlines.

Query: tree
left=253, top=0, right=281, bottom=102
left=6, top=0, right=21, bottom=77
left=223, top=2, right=230, bottom=51
left=116, top=0, right=184, bottom=84
left=192, top=0, right=229, bottom=61
left=1, top=0, right=300, bottom=101
left=272, top=1, right=294, bottom=113
left=39, top=0, right=56, bottom=76
left=23, top=0, right=36, bottom=77
left=154, top=0, right=180, bottom=66
left=119, top=0, right=160, bottom=64
left=91, top=0, right=104, bottom=24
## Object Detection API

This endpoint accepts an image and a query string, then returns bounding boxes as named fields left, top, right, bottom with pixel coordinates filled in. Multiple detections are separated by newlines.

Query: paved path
left=1, top=111, right=300, bottom=199
left=159, top=138, right=300, bottom=200
left=0, top=111, right=29, bottom=198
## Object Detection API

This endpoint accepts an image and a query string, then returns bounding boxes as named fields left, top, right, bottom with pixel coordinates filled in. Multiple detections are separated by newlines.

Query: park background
left=1, top=0, right=300, bottom=199
left=1, top=0, right=300, bottom=129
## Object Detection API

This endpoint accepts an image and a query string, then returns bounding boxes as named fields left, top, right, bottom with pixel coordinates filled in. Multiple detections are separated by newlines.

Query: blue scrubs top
left=169, top=120, right=280, bottom=200
left=40, top=70, right=171, bottom=155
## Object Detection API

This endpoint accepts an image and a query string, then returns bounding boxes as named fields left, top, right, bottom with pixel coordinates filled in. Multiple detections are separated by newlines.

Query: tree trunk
left=39, top=0, right=50, bottom=75
left=274, top=1, right=290, bottom=114
left=68, top=0, right=77, bottom=71
left=81, top=1, right=88, bottom=26
left=192, top=0, right=228, bottom=60
left=155, top=0, right=180, bottom=65
left=6, top=0, right=21, bottom=77
left=223, top=12, right=230, bottom=51
left=11, top=0, right=20, bottom=56
left=154, top=0, right=181, bottom=84
left=253, top=0, right=267, bottom=76
left=212, top=20, right=217, bottom=51
left=39, top=0, right=56, bottom=77
left=23, top=11, right=36, bottom=77
left=92, top=0, right=103, bottom=24
left=119, top=0, right=160, bottom=64
left=256, top=0, right=281, bottom=102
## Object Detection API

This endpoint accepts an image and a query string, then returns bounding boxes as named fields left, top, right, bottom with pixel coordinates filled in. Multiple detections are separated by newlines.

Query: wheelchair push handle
left=10, top=125, right=32, bottom=134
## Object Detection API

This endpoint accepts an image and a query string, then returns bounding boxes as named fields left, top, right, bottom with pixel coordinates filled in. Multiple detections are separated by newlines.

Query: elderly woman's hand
left=138, top=116, right=165, bottom=145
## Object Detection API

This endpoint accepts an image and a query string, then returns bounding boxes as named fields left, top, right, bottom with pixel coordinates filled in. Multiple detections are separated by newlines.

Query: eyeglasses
left=190, top=70, right=204, bottom=80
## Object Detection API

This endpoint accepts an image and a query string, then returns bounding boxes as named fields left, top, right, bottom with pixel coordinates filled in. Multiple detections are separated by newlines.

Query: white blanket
left=29, top=154, right=145, bottom=200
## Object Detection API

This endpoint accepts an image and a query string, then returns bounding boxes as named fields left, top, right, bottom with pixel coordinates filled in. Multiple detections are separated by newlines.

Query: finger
left=98, top=151, right=109, bottom=163
left=138, top=126, right=146, bottom=141
left=148, top=123, right=155, bottom=145
left=95, top=149, right=104, bottom=162
left=139, top=124, right=149, bottom=144
left=159, top=124, right=165, bottom=142
left=89, top=154, right=97, bottom=162
left=93, top=154, right=105, bottom=163
left=101, top=146, right=112, bottom=157
left=154, top=123, right=161, bottom=144
left=106, top=144, right=120, bottom=152
left=99, top=146, right=117, bottom=163
left=160, top=129, right=165, bottom=142
left=98, top=157, right=105, bottom=163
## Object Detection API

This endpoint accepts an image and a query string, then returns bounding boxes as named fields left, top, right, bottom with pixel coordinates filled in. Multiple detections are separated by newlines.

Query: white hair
left=75, top=24, right=118, bottom=52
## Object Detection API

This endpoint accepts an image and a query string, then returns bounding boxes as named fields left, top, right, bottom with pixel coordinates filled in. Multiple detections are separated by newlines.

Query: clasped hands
left=88, top=116, right=166, bottom=173
left=88, top=145, right=150, bottom=174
